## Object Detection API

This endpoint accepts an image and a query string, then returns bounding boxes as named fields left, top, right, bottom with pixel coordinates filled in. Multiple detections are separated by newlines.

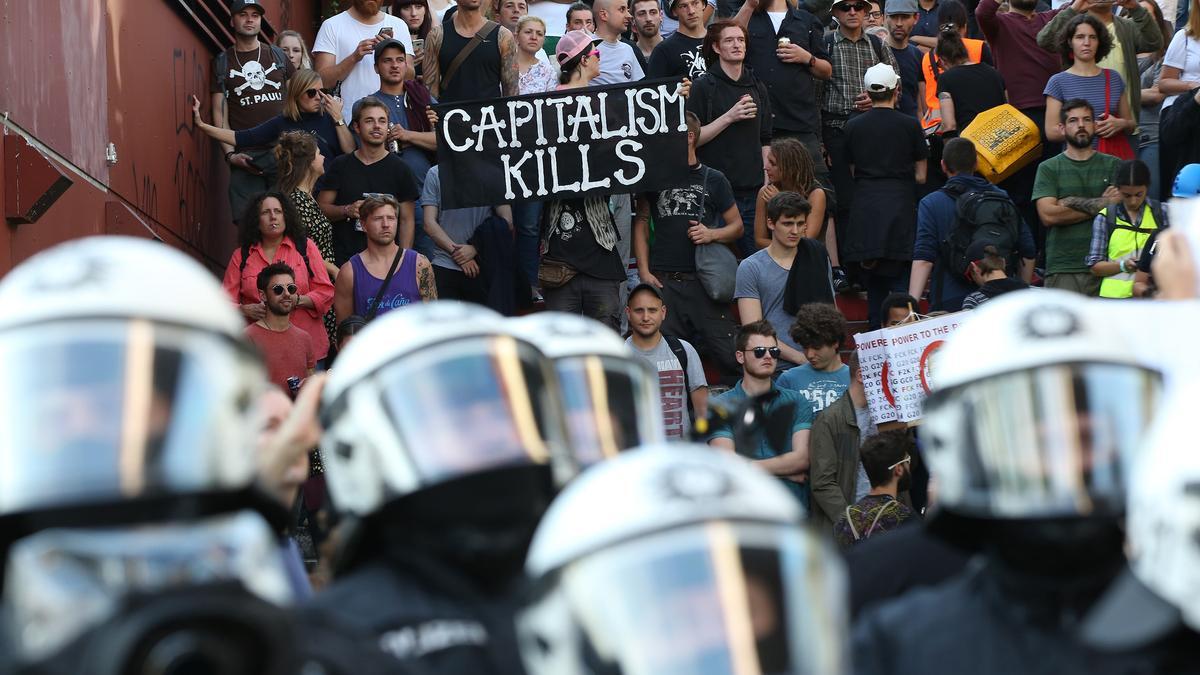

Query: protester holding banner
left=515, top=15, right=560, bottom=297
left=634, top=111, right=743, bottom=379
left=537, top=31, right=629, bottom=328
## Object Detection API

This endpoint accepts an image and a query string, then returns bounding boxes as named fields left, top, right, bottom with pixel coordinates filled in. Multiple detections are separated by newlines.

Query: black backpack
left=939, top=183, right=1021, bottom=281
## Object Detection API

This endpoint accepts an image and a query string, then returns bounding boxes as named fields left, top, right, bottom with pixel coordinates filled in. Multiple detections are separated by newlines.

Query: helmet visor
left=532, top=521, right=848, bottom=675
left=2, top=511, right=293, bottom=661
left=379, top=335, right=556, bottom=484
left=0, top=320, right=264, bottom=515
left=930, top=362, right=1162, bottom=519
left=554, top=355, right=650, bottom=466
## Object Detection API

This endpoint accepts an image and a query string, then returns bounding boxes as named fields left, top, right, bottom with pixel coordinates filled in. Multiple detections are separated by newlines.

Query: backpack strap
left=442, top=21, right=498, bottom=93
left=663, top=335, right=696, bottom=424
left=268, top=44, right=289, bottom=72
left=364, top=248, right=405, bottom=322
left=215, top=49, right=230, bottom=99
left=864, top=498, right=899, bottom=538
left=845, top=505, right=862, bottom=541
left=866, top=33, right=886, bottom=65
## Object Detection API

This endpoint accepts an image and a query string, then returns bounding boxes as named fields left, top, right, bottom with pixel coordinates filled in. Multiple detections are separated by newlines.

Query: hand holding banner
left=853, top=313, right=964, bottom=425
left=433, top=78, right=690, bottom=209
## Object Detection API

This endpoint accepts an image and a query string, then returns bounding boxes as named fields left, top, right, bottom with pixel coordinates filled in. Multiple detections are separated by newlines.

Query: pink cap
left=556, top=30, right=601, bottom=64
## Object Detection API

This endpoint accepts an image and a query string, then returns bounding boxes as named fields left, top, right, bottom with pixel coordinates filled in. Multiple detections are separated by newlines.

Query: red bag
left=1096, top=69, right=1136, bottom=160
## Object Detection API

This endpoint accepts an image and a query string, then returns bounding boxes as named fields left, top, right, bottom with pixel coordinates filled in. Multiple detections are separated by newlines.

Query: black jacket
left=299, top=556, right=525, bottom=675
left=1160, top=87, right=1200, bottom=201
left=852, top=557, right=1159, bottom=675
left=743, top=6, right=827, bottom=135
left=687, top=66, right=773, bottom=194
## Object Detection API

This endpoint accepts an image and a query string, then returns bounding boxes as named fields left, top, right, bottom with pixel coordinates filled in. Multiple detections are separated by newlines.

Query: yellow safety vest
left=1099, top=202, right=1161, bottom=299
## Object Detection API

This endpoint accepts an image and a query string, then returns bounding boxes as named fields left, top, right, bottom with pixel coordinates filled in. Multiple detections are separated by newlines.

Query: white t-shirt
left=528, top=0, right=569, bottom=37
left=768, top=10, right=787, bottom=33
left=593, top=39, right=645, bottom=85
left=1163, top=29, right=1200, bottom=109
left=313, top=11, right=415, bottom=123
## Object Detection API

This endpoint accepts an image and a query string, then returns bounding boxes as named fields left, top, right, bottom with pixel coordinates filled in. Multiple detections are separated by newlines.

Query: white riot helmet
left=923, top=289, right=1163, bottom=524
left=319, top=301, right=567, bottom=518
left=1083, top=380, right=1200, bottom=649
left=519, top=444, right=850, bottom=675
left=510, top=313, right=663, bottom=475
left=0, top=236, right=269, bottom=533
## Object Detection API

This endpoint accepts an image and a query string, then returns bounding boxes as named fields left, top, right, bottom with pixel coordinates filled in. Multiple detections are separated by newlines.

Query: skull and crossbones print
left=230, top=60, right=281, bottom=96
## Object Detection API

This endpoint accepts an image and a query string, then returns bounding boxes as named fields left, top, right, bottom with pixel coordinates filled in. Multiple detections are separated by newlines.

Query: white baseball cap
left=864, top=63, right=900, bottom=92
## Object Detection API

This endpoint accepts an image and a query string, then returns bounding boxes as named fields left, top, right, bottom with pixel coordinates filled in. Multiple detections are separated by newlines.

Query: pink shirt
left=222, top=237, right=335, bottom=360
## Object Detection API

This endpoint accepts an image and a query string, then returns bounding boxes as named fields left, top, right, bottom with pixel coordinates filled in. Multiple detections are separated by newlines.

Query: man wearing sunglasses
left=708, top=321, right=813, bottom=506
left=833, top=431, right=915, bottom=550
left=244, top=262, right=317, bottom=395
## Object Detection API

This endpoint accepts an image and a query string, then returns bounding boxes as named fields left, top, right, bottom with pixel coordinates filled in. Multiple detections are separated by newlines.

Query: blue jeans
left=512, top=201, right=542, bottom=287
left=734, top=193, right=759, bottom=257
left=1139, top=142, right=1161, bottom=204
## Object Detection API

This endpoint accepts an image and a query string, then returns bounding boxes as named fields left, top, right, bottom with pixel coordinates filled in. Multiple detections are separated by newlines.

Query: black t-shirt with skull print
left=546, top=198, right=626, bottom=281
left=645, top=163, right=736, bottom=273
left=210, top=44, right=294, bottom=133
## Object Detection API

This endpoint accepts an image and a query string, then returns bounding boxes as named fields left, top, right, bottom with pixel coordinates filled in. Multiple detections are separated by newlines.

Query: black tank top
left=437, top=20, right=503, bottom=103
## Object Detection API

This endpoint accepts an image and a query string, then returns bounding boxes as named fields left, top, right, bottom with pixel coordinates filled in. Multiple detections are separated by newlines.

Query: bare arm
left=753, top=188, right=773, bottom=249
left=334, top=121, right=356, bottom=153
left=191, top=95, right=237, bottom=146
left=690, top=386, right=709, bottom=424
left=914, top=159, right=928, bottom=185
left=909, top=260, right=933, bottom=300
left=1157, top=65, right=1200, bottom=96
left=210, top=92, right=234, bottom=157
left=1020, top=257, right=1035, bottom=283
left=633, top=199, right=662, bottom=287
left=318, top=190, right=363, bottom=223
left=423, top=203, right=459, bottom=253
left=1037, top=195, right=1102, bottom=226
left=500, top=27, right=519, bottom=97
left=1044, top=96, right=1064, bottom=142
left=398, top=201, right=416, bottom=249
left=333, top=261, right=354, bottom=323
left=754, top=429, right=811, bottom=476
left=711, top=204, right=744, bottom=243
left=416, top=255, right=438, bottom=300
left=805, top=188, right=826, bottom=239
left=911, top=35, right=938, bottom=49
left=314, top=35, right=379, bottom=91
left=424, top=25, right=444, bottom=98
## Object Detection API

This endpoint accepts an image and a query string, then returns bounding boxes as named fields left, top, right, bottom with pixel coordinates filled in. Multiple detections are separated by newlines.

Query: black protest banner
left=433, top=78, right=689, bottom=209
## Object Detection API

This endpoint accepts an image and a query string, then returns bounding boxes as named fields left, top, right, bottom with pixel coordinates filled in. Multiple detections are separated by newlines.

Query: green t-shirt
left=1032, top=152, right=1120, bottom=275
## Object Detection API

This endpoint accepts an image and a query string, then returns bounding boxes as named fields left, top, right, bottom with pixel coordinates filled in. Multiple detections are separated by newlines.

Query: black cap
left=627, top=283, right=664, bottom=306
left=373, top=37, right=408, bottom=60
left=230, top=0, right=266, bottom=14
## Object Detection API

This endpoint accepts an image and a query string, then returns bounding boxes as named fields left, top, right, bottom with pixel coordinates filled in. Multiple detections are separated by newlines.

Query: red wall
left=0, top=0, right=319, bottom=276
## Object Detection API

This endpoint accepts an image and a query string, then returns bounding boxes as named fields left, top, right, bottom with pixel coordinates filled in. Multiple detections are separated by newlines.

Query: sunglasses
left=838, top=2, right=869, bottom=10
left=304, top=88, right=321, bottom=99
left=888, top=455, right=912, bottom=471
left=271, top=284, right=298, bottom=296
left=742, top=346, right=782, bottom=359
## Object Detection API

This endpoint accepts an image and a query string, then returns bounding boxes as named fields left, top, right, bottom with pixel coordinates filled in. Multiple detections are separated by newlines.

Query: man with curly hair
left=778, top=302, right=850, bottom=416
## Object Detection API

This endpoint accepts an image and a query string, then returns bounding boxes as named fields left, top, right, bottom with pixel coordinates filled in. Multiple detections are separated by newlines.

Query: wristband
left=808, top=55, right=816, bottom=67
left=225, top=151, right=236, bottom=161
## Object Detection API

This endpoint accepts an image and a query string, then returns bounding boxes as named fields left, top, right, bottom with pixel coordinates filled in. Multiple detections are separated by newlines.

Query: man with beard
left=210, top=0, right=293, bottom=218
left=632, top=0, right=663, bottom=62
left=318, top=97, right=420, bottom=266
left=314, top=0, right=415, bottom=125
left=625, top=284, right=709, bottom=440
left=852, top=289, right=1165, bottom=675
left=883, top=0, right=923, bottom=118
left=246, top=262, right=316, bottom=395
left=1033, top=99, right=1120, bottom=295
left=647, top=0, right=708, bottom=79
left=424, top=0, right=520, bottom=101
left=334, top=195, right=437, bottom=323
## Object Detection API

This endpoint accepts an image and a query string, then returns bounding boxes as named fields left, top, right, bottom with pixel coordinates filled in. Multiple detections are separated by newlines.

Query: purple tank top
left=351, top=249, right=420, bottom=317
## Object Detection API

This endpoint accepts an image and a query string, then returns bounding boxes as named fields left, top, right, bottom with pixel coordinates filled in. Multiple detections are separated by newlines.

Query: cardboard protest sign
left=433, top=78, right=689, bottom=209
left=853, top=313, right=964, bottom=425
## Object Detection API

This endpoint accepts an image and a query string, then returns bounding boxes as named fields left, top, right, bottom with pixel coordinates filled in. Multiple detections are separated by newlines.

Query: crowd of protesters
left=4, top=0, right=1200, bottom=670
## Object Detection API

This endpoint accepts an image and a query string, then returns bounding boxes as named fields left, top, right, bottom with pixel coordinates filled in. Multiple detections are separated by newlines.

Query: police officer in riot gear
left=0, top=237, right=379, bottom=675
left=852, top=289, right=1165, bottom=675
left=302, top=301, right=569, bottom=673
left=1082, top=380, right=1200, bottom=670
left=510, top=312, right=664, bottom=474
left=518, top=442, right=851, bottom=675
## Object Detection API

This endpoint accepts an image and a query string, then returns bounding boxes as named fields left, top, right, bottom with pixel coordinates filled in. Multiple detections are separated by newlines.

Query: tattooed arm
left=416, top=254, right=438, bottom=301
left=499, top=27, right=519, bottom=98
left=424, top=24, right=444, bottom=98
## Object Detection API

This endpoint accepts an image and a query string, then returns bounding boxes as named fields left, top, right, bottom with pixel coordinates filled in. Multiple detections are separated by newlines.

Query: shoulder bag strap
left=365, top=248, right=406, bottom=322
left=442, top=21, right=499, bottom=93
left=1104, top=68, right=1112, bottom=117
